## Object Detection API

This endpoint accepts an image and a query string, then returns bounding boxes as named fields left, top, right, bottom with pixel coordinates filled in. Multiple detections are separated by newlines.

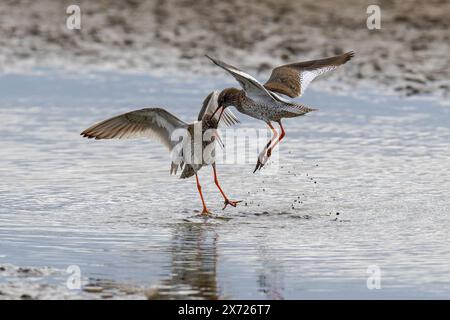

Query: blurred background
left=1, top=0, right=449, bottom=97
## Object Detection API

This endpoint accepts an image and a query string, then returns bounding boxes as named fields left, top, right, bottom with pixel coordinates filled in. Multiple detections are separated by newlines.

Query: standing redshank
left=81, top=91, right=241, bottom=215
left=206, top=51, right=355, bottom=172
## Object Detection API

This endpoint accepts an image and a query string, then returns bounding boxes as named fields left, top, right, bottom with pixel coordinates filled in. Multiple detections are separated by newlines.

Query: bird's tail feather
left=284, top=104, right=317, bottom=116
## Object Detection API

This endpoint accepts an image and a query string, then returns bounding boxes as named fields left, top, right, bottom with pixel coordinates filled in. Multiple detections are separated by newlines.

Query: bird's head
left=218, top=87, right=240, bottom=108
left=211, top=87, right=241, bottom=122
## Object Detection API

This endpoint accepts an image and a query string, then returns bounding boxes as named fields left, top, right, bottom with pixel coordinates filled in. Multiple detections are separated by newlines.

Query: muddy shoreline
left=1, top=0, right=449, bottom=98
left=0, top=263, right=151, bottom=300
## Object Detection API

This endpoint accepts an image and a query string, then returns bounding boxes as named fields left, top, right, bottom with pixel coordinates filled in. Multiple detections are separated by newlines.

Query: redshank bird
left=81, top=91, right=241, bottom=215
left=206, top=51, right=355, bottom=172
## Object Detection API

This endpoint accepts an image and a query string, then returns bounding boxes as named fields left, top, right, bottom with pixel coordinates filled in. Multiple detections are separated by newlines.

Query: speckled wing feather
left=205, top=55, right=276, bottom=103
left=80, top=108, right=188, bottom=150
left=264, top=51, right=355, bottom=98
left=197, top=90, right=240, bottom=127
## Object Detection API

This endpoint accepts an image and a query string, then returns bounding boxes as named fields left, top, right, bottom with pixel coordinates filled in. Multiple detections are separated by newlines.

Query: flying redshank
left=81, top=91, right=241, bottom=215
left=206, top=51, right=355, bottom=172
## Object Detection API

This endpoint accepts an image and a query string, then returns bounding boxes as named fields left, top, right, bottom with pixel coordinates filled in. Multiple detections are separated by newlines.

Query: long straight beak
left=210, top=105, right=223, bottom=120
left=214, top=130, right=225, bottom=148
left=217, top=107, right=225, bottom=123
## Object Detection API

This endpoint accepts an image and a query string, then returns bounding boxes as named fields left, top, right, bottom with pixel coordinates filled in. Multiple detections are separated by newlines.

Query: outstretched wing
left=264, top=51, right=355, bottom=98
left=81, top=108, right=188, bottom=150
left=206, top=55, right=276, bottom=103
left=197, top=91, right=240, bottom=127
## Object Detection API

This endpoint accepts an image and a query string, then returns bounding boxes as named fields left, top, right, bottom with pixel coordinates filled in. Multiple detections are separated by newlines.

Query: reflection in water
left=150, top=222, right=219, bottom=299
left=256, top=242, right=284, bottom=300
left=148, top=222, right=287, bottom=300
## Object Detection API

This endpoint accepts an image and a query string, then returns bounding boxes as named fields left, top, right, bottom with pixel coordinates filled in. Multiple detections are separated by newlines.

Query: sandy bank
left=1, top=0, right=449, bottom=97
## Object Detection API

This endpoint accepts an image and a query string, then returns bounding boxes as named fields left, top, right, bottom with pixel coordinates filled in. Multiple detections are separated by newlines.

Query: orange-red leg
left=254, top=122, right=278, bottom=173
left=264, top=122, right=278, bottom=150
left=213, top=164, right=241, bottom=210
left=195, top=173, right=210, bottom=215
left=267, top=120, right=285, bottom=158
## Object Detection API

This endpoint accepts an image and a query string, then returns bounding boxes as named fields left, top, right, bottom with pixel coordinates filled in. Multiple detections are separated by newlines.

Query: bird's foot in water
left=222, top=199, right=242, bottom=210
left=201, top=208, right=212, bottom=216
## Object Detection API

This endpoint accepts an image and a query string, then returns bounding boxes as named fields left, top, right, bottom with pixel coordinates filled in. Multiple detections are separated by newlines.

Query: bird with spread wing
left=206, top=51, right=355, bottom=172
left=81, top=91, right=241, bottom=215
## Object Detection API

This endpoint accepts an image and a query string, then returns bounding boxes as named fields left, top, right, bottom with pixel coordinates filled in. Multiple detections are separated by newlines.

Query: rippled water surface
left=0, top=71, right=449, bottom=299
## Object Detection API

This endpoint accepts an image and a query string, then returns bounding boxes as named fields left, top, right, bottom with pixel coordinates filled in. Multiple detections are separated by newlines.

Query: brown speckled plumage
left=221, top=88, right=316, bottom=122
left=207, top=51, right=354, bottom=171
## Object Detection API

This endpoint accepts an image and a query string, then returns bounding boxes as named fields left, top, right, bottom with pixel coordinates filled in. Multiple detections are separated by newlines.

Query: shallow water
left=0, top=71, right=449, bottom=299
